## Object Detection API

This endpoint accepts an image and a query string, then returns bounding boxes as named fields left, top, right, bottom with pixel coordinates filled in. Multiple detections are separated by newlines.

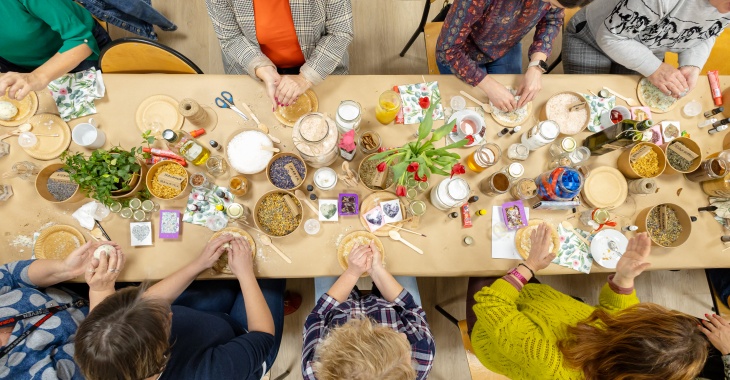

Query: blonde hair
left=559, top=303, right=708, bottom=380
left=314, top=318, right=416, bottom=380
left=75, top=286, right=172, bottom=380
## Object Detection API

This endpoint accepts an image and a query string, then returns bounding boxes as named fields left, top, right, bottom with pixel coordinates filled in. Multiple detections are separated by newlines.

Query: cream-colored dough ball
left=0, top=101, right=18, bottom=121
left=93, top=244, right=115, bottom=259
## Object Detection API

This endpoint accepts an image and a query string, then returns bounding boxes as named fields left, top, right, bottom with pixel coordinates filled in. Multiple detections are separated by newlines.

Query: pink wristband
left=503, top=274, right=524, bottom=290
left=508, top=268, right=528, bottom=285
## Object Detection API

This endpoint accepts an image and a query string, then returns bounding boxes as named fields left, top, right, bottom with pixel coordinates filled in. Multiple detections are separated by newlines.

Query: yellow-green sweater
left=470, top=279, right=640, bottom=380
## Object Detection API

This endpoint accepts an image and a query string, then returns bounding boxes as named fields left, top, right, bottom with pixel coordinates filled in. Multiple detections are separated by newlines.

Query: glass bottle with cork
left=583, top=119, right=654, bottom=156
left=162, top=129, right=211, bottom=165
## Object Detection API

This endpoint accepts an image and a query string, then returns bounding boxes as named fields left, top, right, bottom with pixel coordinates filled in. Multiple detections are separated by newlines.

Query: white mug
left=72, top=118, right=106, bottom=149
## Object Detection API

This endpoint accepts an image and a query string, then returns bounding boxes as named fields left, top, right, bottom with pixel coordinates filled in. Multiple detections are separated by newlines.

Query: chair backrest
left=664, top=30, right=730, bottom=74
left=99, top=37, right=203, bottom=74
left=424, top=22, right=445, bottom=75
left=457, top=320, right=511, bottom=380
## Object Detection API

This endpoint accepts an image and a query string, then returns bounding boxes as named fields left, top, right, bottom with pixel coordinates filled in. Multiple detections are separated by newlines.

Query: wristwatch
left=527, top=60, right=548, bottom=73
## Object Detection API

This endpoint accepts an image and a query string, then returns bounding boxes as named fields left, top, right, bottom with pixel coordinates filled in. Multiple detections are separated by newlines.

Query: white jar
left=430, top=177, right=471, bottom=211
left=335, top=100, right=362, bottom=134
left=521, top=120, right=559, bottom=151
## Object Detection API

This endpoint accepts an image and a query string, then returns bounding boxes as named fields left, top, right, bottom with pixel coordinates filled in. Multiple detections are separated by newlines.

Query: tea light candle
left=314, top=167, right=338, bottom=190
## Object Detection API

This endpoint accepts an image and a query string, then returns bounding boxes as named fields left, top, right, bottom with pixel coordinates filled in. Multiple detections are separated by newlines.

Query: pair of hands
left=525, top=223, right=652, bottom=288
left=647, top=63, right=700, bottom=98
left=346, top=242, right=385, bottom=277
left=0, top=72, right=48, bottom=101
left=479, top=66, right=542, bottom=113
left=256, top=66, right=312, bottom=111
left=55, top=241, right=125, bottom=293
left=195, top=235, right=255, bottom=278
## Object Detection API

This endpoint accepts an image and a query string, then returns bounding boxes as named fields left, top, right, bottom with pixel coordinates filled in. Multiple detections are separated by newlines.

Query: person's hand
left=194, top=235, right=234, bottom=271
left=346, top=244, right=372, bottom=277
left=275, top=75, right=312, bottom=107
left=614, top=233, right=652, bottom=288
left=62, top=241, right=110, bottom=279
left=647, top=63, right=690, bottom=99
left=85, top=245, right=124, bottom=292
left=525, top=223, right=556, bottom=271
left=679, top=65, right=701, bottom=93
left=255, top=66, right=281, bottom=111
left=227, top=237, right=255, bottom=278
left=0, top=72, right=49, bottom=101
left=516, top=67, right=543, bottom=108
left=700, top=314, right=730, bottom=355
left=367, top=241, right=385, bottom=276
left=477, top=77, right=517, bottom=112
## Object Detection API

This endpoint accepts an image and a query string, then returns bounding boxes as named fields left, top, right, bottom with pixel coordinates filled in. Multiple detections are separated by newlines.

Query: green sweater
left=470, top=279, right=639, bottom=380
left=0, top=0, right=99, bottom=69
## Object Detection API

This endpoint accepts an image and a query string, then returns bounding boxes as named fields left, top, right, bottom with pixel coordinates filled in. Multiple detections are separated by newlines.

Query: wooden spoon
left=260, top=145, right=280, bottom=153
left=259, top=235, right=292, bottom=263
left=602, top=87, right=639, bottom=106
left=293, top=189, right=319, bottom=214
left=460, top=91, right=492, bottom=114
left=238, top=102, right=281, bottom=143
left=560, top=221, right=592, bottom=246
left=388, top=230, right=423, bottom=255
left=0, top=123, right=32, bottom=140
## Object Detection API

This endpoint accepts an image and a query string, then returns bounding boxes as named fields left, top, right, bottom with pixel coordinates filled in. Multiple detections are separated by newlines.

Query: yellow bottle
left=375, top=90, right=401, bottom=125
left=162, top=129, right=211, bottom=166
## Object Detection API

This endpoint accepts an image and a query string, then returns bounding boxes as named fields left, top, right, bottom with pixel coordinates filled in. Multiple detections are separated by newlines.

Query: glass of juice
left=375, top=90, right=401, bottom=125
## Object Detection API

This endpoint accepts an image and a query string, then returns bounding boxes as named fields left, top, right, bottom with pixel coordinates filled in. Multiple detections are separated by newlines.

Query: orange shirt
left=253, top=0, right=306, bottom=69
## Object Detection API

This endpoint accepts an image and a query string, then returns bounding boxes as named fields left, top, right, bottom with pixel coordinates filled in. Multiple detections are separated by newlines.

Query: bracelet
left=503, top=274, right=524, bottom=290
left=518, top=263, right=535, bottom=277
left=508, top=268, right=528, bottom=285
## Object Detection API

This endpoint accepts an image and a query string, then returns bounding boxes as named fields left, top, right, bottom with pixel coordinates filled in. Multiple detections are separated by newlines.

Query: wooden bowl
left=358, top=152, right=394, bottom=191
left=35, top=163, right=85, bottom=203
left=617, top=142, right=666, bottom=179
left=266, top=152, right=307, bottom=190
left=540, top=91, right=590, bottom=135
left=661, top=137, right=702, bottom=175
left=145, top=160, right=189, bottom=200
left=635, top=203, right=691, bottom=248
left=254, top=190, right=303, bottom=238
left=225, top=128, right=274, bottom=175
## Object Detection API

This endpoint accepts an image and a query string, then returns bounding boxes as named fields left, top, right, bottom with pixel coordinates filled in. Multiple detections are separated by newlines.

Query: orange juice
left=375, top=90, right=401, bottom=125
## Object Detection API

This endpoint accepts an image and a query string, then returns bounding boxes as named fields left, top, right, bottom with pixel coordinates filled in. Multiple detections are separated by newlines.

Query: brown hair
left=75, top=286, right=172, bottom=380
left=313, top=318, right=416, bottom=380
left=557, top=0, right=594, bottom=9
left=559, top=303, right=708, bottom=380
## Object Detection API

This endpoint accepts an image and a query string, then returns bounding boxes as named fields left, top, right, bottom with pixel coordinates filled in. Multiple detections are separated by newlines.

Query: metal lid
left=593, top=209, right=610, bottom=224
left=561, top=137, right=577, bottom=152
left=508, top=163, right=525, bottom=178
left=209, top=140, right=219, bottom=148
left=162, top=129, right=177, bottom=142
left=227, top=203, right=244, bottom=218
left=539, top=120, right=560, bottom=139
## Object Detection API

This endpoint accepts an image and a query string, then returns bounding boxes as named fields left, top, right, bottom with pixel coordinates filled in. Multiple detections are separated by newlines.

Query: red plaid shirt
left=301, top=288, right=434, bottom=380
left=437, top=0, right=564, bottom=86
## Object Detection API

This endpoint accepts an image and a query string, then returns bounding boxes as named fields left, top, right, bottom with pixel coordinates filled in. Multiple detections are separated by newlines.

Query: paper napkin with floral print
left=182, top=186, right=236, bottom=228
left=582, top=94, right=616, bottom=132
left=710, top=197, right=730, bottom=230
left=47, top=68, right=106, bottom=121
left=397, top=81, right=444, bottom=124
left=553, top=223, right=593, bottom=273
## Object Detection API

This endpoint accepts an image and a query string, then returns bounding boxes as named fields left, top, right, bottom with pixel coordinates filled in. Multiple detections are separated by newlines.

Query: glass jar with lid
left=549, top=137, right=577, bottom=157
left=430, top=177, right=471, bottom=210
left=521, top=120, right=560, bottom=151
left=335, top=100, right=362, bottom=134
left=507, top=143, right=530, bottom=161
left=292, top=113, right=340, bottom=168
left=466, top=143, right=501, bottom=173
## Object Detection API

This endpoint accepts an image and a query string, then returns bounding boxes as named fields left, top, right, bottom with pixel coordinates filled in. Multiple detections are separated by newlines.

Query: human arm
left=677, top=36, right=716, bottom=79
left=516, top=7, right=563, bottom=108
left=368, top=241, right=404, bottom=302
left=679, top=65, right=701, bottom=93
left=326, top=244, right=372, bottom=303
left=700, top=314, right=730, bottom=355
left=591, top=233, right=652, bottom=311
left=256, top=66, right=281, bottom=110
left=298, top=0, right=353, bottom=87
left=84, top=244, right=124, bottom=311
left=144, top=235, right=233, bottom=303
left=26, top=240, right=104, bottom=287
left=227, top=237, right=274, bottom=335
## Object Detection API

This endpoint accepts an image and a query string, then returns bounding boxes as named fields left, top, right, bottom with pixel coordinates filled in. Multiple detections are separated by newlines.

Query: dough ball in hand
left=93, top=244, right=116, bottom=259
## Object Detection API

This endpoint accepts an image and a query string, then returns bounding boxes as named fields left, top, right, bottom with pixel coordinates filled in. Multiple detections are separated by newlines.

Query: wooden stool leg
left=400, top=0, right=432, bottom=57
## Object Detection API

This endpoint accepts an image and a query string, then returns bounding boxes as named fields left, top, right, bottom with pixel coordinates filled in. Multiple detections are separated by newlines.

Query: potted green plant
left=369, top=103, right=468, bottom=196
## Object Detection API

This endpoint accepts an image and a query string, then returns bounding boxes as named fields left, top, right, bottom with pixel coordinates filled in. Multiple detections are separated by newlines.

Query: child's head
left=314, top=318, right=416, bottom=380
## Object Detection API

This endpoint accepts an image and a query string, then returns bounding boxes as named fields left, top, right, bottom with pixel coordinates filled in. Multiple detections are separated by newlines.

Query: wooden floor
left=108, top=2, right=711, bottom=379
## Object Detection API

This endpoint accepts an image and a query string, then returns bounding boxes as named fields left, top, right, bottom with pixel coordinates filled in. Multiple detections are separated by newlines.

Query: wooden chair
left=435, top=305, right=511, bottom=380
left=401, top=0, right=452, bottom=57
left=99, top=37, right=203, bottom=74
left=706, top=269, right=730, bottom=317
left=664, top=30, right=730, bottom=75
left=424, top=22, right=445, bottom=74
left=545, top=7, right=582, bottom=74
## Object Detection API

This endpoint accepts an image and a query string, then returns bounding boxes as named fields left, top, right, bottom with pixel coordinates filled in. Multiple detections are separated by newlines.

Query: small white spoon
left=388, top=230, right=423, bottom=255
left=259, top=235, right=292, bottom=263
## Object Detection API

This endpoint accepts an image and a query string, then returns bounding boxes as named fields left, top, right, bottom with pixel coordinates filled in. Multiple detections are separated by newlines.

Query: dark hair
left=559, top=303, right=708, bottom=380
left=75, top=286, right=172, bottom=380
left=557, top=0, right=593, bottom=9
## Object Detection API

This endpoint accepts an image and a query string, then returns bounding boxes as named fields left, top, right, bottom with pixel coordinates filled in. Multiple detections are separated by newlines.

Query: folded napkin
left=581, top=93, right=615, bottom=132
left=554, top=224, right=594, bottom=274
left=182, top=186, right=236, bottom=230
left=397, top=81, right=444, bottom=124
left=710, top=197, right=730, bottom=230
left=72, top=201, right=102, bottom=230
left=47, top=68, right=106, bottom=121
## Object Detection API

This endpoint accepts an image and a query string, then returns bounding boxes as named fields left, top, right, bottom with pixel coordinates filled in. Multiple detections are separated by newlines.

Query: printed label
left=371, top=170, right=388, bottom=189
left=157, top=172, right=186, bottom=189
left=283, top=195, right=301, bottom=217
left=49, top=171, right=73, bottom=183
left=629, top=145, right=652, bottom=163
left=667, top=142, right=698, bottom=162
left=284, top=163, right=303, bottom=186
left=184, top=143, right=203, bottom=161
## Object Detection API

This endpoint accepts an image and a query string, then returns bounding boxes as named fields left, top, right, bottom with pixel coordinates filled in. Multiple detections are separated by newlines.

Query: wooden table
left=0, top=74, right=728, bottom=281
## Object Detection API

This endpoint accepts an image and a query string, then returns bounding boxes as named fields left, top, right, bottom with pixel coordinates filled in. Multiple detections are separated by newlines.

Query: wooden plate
left=274, top=90, right=318, bottom=127
left=489, top=87, right=532, bottom=127
left=209, top=227, right=256, bottom=274
left=581, top=166, right=628, bottom=209
left=359, top=191, right=406, bottom=237
left=22, top=114, right=72, bottom=160
left=337, top=231, right=385, bottom=276
left=637, top=78, right=679, bottom=114
left=514, top=220, right=560, bottom=260
left=0, top=90, right=38, bottom=127
left=34, top=225, right=85, bottom=260
left=135, top=95, right=184, bottom=138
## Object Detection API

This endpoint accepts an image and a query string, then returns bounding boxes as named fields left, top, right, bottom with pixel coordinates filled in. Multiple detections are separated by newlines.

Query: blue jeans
left=173, top=279, right=286, bottom=372
left=314, top=276, right=422, bottom=306
left=437, top=42, right=523, bottom=75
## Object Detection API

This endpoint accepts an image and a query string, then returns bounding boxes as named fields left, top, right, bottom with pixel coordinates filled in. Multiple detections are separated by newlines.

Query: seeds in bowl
left=360, top=158, right=394, bottom=190
left=629, top=146, right=660, bottom=177
left=545, top=93, right=588, bottom=135
left=269, top=155, right=305, bottom=189
left=151, top=162, right=187, bottom=199
left=257, top=193, right=302, bottom=236
left=646, top=206, right=682, bottom=246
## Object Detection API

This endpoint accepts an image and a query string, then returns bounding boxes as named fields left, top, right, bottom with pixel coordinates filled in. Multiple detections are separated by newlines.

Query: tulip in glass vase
left=369, top=103, right=469, bottom=196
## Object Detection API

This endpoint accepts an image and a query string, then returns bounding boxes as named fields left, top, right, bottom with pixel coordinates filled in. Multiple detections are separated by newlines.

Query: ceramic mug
left=600, top=106, right=632, bottom=128
left=72, top=118, right=105, bottom=149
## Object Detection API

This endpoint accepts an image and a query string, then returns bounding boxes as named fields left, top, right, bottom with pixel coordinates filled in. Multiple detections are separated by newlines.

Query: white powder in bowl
left=227, top=130, right=274, bottom=174
left=546, top=93, right=589, bottom=135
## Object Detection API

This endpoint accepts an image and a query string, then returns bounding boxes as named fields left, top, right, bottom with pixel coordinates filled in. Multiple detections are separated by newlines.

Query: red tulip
left=450, top=163, right=466, bottom=178
left=378, top=147, right=387, bottom=153
left=418, top=97, right=430, bottom=109
left=396, top=185, right=407, bottom=197
left=377, top=162, right=387, bottom=172
left=465, top=135, right=475, bottom=145
left=452, top=124, right=458, bottom=133
left=415, top=172, right=428, bottom=182
left=407, top=162, right=419, bottom=173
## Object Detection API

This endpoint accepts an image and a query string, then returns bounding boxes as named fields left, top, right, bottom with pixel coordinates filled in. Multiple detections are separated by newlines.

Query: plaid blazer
left=205, top=0, right=353, bottom=85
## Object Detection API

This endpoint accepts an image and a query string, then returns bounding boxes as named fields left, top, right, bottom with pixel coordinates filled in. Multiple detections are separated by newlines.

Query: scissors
left=215, top=91, right=248, bottom=121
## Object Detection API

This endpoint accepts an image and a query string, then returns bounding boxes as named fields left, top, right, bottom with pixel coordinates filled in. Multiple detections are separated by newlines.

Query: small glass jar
left=340, top=145, right=357, bottom=162
left=314, top=167, right=338, bottom=190
left=9, top=161, right=38, bottom=180
left=507, top=143, right=530, bottom=161
left=480, top=171, right=511, bottom=196
left=466, top=143, right=501, bottom=173
left=510, top=178, right=538, bottom=200
left=226, top=202, right=252, bottom=221
left=685, top=157, right=727, bottom=182
left=129, top=198, right=142, bottom=210
left=292, top=113, right=339, bottom=168
left=359, top=131, right=382, bottom=154
left=229, top=175, right=250, bottom=196
left=409, top=200, right=427, bottom=216
left=133, top=209, right=149, bottom=222
left=430, top=177, right=470, bottom=211
left=406, top=188, right=418, bottom=200
left=579, top=208, right=610, bottom=230
left=119, top=207, right=133, bottom=219
left=521, top=120, right=560, bottom=151
left=205, top=155, right=229, bottom=177
left=535, top=167, right=584, bottom=201
left=335, top=100, right=362, bottom=134
left=190, top=172, right=214, bottom=190
left=141, top=199, right=159, bottom=213
left=549, top=137, right=578, bottom=157
left=417, top=180, right=429, bottom=193
left=304, top=218, right=321, bottom=235
left=507, top=163, right=524, bottom=179
left=406, top=177, right=418, bottom=188
left=109, top=201, right=123, bottom=213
